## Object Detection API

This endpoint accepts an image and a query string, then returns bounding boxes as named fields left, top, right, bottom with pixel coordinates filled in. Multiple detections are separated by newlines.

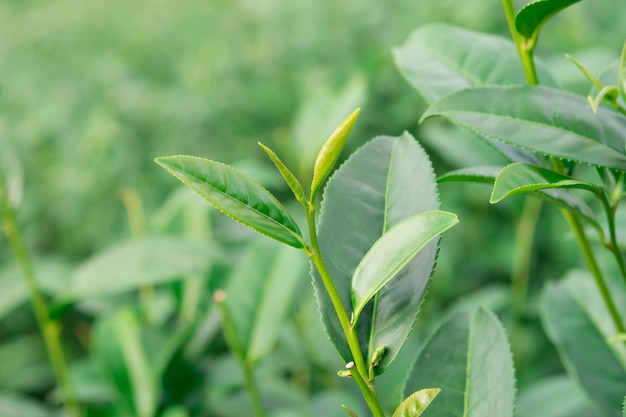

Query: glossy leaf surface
left=218, top=239, right=307, bottom=365
left=393, top=23, right=556, bottom=105
left=69, top=237, right=216, bottom=298
left=542, top=272, right=626, bottom=417
left=156, top=156, right=305, bottom=248
left=491, top=163, right=601, bottom=203
left=392, top=388, right=441, bottom=417
left=403, top=308, right=515, bottom=417
left=422, top=85, right=626, bottom=171
left=311, top=108, right=360, bottom=200
left=515, top=0, right=583, bottom=40
left=351, top=211, right=458, bottom=321
left=314, top=133, right=440, bottom=373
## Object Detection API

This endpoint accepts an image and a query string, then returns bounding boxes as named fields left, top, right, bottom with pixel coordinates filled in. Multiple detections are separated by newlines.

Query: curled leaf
left=392, top=388, right=441, bottom=417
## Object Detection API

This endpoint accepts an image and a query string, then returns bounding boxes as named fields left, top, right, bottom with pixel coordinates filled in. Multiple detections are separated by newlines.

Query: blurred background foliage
left=1, top=0, right=625, bottom=416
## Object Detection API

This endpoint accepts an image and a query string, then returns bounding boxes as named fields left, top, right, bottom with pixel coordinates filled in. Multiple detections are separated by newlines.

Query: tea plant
left=394, top=0, right=626, bottom=415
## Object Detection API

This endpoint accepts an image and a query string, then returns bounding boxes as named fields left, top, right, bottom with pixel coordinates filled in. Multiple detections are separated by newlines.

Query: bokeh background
left=1, top=0, right=625, bottom=416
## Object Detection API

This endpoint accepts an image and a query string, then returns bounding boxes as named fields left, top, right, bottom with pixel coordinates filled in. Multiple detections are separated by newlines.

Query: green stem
left=502, top=0, right=539, bottom=85
left=0, top=182, right=81, bottom=417
left=242, top=360, right=267, bottom=417
left=601, top=195, right=626, bottom=288
left=562, top=210, right=626, bottom=334
left=305, top=203, right=386, bottom=417
left=345, top=362, right=387, bottom=417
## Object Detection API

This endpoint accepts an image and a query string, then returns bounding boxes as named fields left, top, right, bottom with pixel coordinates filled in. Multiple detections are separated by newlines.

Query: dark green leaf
left=542, top=273, right=626, bottom=417
left=422, top=85, right=626, bottom=171
left=68, top=237, right=216, bottom=298
left=314, top=132, right=441, bottom=373
left=393, top=23, right=556, bottom=105
left=392, top=388, right=441, bottom=417
left=437, top=166, right=501, bottom=184
left=515, top=0, right=583, bottom=40
left=216, top=239, right=307, bottom=365
left=402, top=308, right=515, bottom=417
left=155, top=156, right=305, bottom=248
left=351, top=211, right=458, bottom=321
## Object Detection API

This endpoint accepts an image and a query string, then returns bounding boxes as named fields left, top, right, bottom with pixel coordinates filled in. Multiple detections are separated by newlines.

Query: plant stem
left=0, top=182, right=81, bottom=417
left=305, top=203, right=386, bottom=417
left=599, top=193, right=626, bottom=288
left=242, top=360, right=267, bottom=417
left=502, top=0, right=539, bottom=85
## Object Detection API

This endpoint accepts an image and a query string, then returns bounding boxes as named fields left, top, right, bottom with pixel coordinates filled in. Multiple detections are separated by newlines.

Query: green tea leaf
left=422, top=85, right=626, bottom=171
left=437, top=166, right=502, bottom=184
left=310, top=108, right=360, bottom=201
left=515, top=0, right=583, bottom=41
left=0, top=392, right=53, bottom=417
left=215, top=239, right=307, bottom=365
left=258, top=142, right=307, bottom=207
left=314, top=133, right=441, bottom=373
left=491, top=163, right=602, bottom=203
left=542, top=273, right=626, bottom=417
left=93, top=309, right=158, bottom=417
left=351, top=211, right=458, bottom=321
left=68, top=237, right=216, bottom=299
left=393, top=23, right=556, bottom=105
left=392, top=388, right=441, bottom=417
left=619, top=41, right=626, bottom=105
left=402, top=308, right=515, bottom=417
left=155, top=156, right=305, bottom=248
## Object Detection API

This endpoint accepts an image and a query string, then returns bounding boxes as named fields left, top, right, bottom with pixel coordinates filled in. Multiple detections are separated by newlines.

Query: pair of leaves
left=313, top=132, right=451, bottom=374
left=402, top=308, right=515, bottom=417
left=542, top=272, right=626, bottom=417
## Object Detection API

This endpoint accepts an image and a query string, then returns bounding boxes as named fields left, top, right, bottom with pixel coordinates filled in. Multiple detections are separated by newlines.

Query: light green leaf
left=351, top=211, right=458, bottom=321
left=216, top=239, right=307, bottom=365
left=314, top=133, right=442, bottom=373
left=542, top=273, right=626, bottom=417
left=342, top=404, right=360, bottom=417
left=68, top=237, right=216, bottom=299
left=515, top=0, right=583, bottom=41
left=155, top=156, right=305, bottom=248
left=422, top=85, right=626, bottom=172
left=403, top=308, right=515, bottom=417
left=437, top=166, right=501, bottom=184
left=619, top=41, right=626, bottom=105
left=0, top=392, right=54, bottom=417
left=491, top=163, right=602, bottom=203
left=311, top=108, right=360, bottom=201
left=93, top=309, right=157, bottom=417
left=258, top=142, right=307, bottom=207
left=392, top=388, right=441, bottom=417
left=393, top=23, right=556, bottom=105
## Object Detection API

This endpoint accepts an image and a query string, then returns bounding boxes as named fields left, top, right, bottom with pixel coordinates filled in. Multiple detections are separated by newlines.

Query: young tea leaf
left=351, top=211, right=458, bottom=322
left=310, top=108, right=360, bottom=201
left=422, top=85, right=626, bottom=172
left=258, top=142, right=307, bottom=207
left=515, top=0, right=582, bottom=41
left=392, top=388, right=441, bottom=417
left=155, top=156, right=305, bottom=248
left=403, top=308, right=515, bottom=417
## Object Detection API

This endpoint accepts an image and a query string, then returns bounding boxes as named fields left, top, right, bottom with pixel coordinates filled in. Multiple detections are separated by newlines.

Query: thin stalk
left=242, top=361, right=267, bottom=417
left=502, top=0, right=539, bottom=85
left=345, top=362, right=386, bottom=417
left=562, top=210, right=626, bottom=334
left=0, top=183, right=81, bottom=417
left=305, top=203, right=386, bottom=416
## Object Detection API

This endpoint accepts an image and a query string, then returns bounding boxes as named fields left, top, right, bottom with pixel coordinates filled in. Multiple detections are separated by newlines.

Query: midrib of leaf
left=463, top=312, right=474, bottom=417
left=367, top=140, right=400, bottom=361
